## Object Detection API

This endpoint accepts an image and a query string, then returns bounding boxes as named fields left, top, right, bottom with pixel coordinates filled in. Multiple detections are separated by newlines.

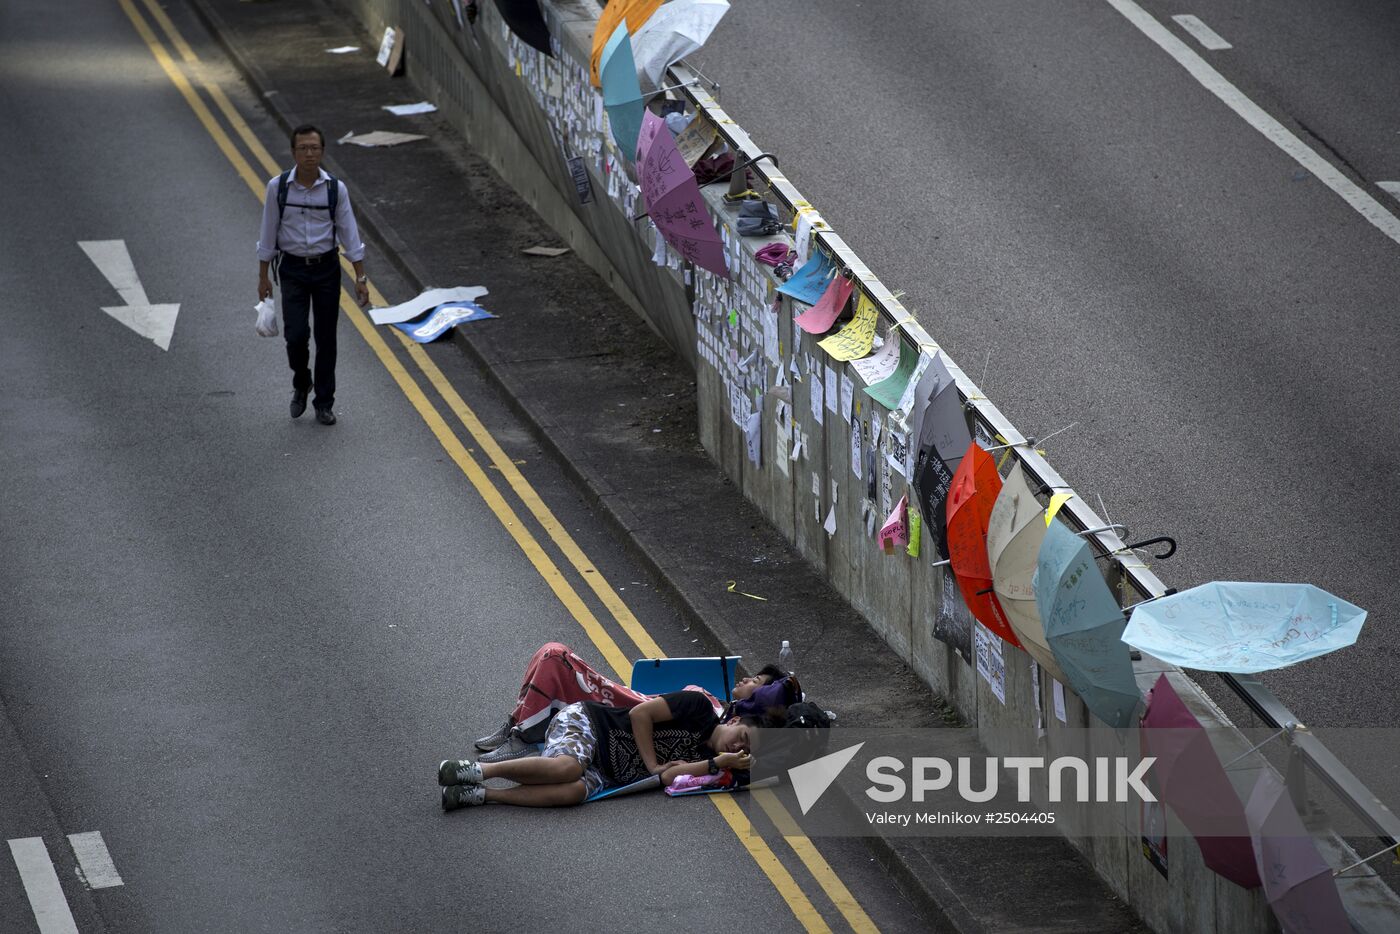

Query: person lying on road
left=440, top=690, right=758, bottom=810
left=473, top=642, right=790, bottom=764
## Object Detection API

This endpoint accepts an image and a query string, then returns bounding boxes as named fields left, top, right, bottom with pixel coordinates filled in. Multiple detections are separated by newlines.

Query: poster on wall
left=1141, top=797, right=1169, bottom=879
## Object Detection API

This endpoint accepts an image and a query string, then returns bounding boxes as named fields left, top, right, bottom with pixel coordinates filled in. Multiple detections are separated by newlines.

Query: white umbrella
left=631, top=0, right=730, bottom=89
left=986, top=465, right=1068, bottom=683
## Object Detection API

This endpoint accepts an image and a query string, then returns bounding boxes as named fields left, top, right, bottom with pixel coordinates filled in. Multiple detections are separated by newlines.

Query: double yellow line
left=117, top=1, right=876, bottom=929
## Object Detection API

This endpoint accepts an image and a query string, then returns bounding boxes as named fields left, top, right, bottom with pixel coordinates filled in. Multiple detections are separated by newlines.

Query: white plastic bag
left=254, top=298, right=278, bottom=337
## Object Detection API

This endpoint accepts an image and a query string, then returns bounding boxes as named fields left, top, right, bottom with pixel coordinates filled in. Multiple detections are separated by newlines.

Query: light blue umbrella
left=1122, top=582, right=1366, bottom=673
left=600, top=23, right=645, bottom=162
left=1034, top=520, right=1142, bottom=728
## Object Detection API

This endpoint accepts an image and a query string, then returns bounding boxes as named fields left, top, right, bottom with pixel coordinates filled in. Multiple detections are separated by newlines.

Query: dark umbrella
left=494, top=0, right=553, bottom=57
left=1140, top=674, right=1260, bottom=888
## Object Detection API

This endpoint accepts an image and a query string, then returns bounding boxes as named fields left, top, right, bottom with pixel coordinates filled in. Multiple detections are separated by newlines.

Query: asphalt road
left=0, top=1, right=927, bottom=930
left=690, top=0, right=1400, bottom=729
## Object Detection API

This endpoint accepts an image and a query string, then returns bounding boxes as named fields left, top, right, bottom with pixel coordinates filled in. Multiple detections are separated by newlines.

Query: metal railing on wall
left=665, top=59, right=1400, bottom=855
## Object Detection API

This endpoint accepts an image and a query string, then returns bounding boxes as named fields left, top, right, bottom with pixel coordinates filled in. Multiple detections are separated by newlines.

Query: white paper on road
left=326, top=46, right=360, bottom=54
left=340, top=130, right=427, bottom=147
left=383, top=101, right=437, bottom=115
left=369, top=286, right=490, bottom=325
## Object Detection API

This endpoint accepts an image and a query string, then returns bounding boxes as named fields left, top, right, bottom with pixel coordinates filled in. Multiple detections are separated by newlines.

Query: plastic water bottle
left=778, top=640, right=795, bottom=679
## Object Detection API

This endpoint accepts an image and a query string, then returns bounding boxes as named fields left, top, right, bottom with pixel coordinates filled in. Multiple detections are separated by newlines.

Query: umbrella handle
left=700, top=152, right=780, bottom=188
left=1122, top=535, right=1177, bottom=559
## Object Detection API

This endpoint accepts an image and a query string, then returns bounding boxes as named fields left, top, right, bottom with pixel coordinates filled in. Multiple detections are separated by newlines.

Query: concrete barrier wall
left=335, top=2, right=1397, bottom=930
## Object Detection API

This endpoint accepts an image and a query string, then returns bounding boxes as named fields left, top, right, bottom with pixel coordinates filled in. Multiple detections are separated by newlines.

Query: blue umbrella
left=1034, top=520, right=1142, bottom=728
left=600, top=23, right=645, bottom=162
left=1122, top=582, right=1366, bottom=673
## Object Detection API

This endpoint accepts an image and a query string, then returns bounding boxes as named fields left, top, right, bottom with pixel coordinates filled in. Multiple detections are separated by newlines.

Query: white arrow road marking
left=788, top=741, right=865, bottom=816
left=78, top=239, right=180, bottom=351
left=67, top=831, right=124, bottom=889
left=7, top=837, right=80, bottom=934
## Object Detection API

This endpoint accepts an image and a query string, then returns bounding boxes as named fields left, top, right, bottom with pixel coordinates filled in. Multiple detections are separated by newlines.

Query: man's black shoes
left=290, top=388, right=308, bottom=419
left=315, top=408, right=337, bottom=426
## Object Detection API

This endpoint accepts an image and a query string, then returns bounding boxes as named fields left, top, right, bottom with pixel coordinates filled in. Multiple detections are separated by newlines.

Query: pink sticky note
left=879, top=494, right=910, bottom=554
left=795, top=274, right=853, bottom=335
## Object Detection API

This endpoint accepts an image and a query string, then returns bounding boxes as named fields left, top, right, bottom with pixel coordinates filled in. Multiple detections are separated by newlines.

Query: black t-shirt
left=584, top=690, right=719, bottom=785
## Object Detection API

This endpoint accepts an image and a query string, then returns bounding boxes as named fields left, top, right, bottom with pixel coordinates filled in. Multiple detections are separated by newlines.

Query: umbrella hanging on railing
left=1034, top=520, right=1142, bottom=728
left=493, top=0, right=552, bottom=56
left=1122, top=582, right=1367, bottom=674
left=1245, top=772, right=1350, bottom=933
left=630, top=0, right=730, bottom=89
left=986, top=464, right=1066, bottom=681
left=947, top=442, right=1022, bottom=647
left=638, top=124, right=728, bottom=277
left=600, top=24, right=645, bottom=160
left=1140, top=674, right=1261, bottom=888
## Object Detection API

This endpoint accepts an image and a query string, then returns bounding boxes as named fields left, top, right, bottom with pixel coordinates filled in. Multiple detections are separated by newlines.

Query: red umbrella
left=1140, top=674, right=1261, bottom=889
left=946, top=442, right=1021, bottom=647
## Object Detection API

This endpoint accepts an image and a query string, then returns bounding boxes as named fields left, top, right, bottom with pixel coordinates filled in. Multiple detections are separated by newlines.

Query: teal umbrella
left=600, top=23, right=645, bottom=162
left=1122, top=582, right=1366, bottom=673
left=1034, top=520, right=1142, bottom=728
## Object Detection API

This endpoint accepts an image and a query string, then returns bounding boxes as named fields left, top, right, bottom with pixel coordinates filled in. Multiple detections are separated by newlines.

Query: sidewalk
left=187, top=0, right=1146, bottom=929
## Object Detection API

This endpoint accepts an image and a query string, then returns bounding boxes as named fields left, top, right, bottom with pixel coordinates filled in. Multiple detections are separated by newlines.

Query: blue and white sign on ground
left=393, top=301, right=496, bottom=342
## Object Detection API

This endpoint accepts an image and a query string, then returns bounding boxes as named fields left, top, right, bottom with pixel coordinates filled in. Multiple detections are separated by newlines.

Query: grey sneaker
left=474, top=719, right=513, bottom=751
left=438, top=759, right=484, bottom=786
left=478, top=733, right=538, bottom=764
left=441, top=784, right=486, bottom=811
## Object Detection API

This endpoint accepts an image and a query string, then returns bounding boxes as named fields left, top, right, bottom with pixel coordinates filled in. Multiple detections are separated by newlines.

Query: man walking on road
left=256, top=124, right=369, bottom=426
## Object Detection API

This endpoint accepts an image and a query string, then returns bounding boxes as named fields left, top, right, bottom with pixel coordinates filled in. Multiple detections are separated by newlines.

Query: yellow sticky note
left=818, top=293, right=878, bottom=361
left=1045, top=492, right=1074, bottom=526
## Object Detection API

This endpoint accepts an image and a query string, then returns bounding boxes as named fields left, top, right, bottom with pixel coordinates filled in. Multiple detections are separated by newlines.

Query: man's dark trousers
left=279, top=254, right=340, bottom=411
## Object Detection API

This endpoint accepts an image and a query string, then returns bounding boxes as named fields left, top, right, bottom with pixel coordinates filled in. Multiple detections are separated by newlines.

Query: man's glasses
left=294, top=144, right=323, bottom=153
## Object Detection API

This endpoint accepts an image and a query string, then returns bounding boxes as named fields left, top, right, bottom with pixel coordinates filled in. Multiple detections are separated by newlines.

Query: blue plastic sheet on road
left=392, top=301, right=496, bottom=342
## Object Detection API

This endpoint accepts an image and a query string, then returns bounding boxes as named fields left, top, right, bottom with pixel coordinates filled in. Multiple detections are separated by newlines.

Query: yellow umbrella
left=591, top=0, right=665, bottom=86
left=986, top=464, right=1068, bottom=683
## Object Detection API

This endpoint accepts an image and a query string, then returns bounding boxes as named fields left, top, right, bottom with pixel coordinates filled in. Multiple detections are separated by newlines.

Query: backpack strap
left=326, top=176, right=339, bottom=250
left=275, top=171, right=340, bottom=253
left=274, top=170, right=292, bottom=252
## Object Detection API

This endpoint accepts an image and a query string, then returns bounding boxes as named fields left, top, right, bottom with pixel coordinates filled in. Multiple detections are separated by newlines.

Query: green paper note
left=863, top=341, right=919, bottom=410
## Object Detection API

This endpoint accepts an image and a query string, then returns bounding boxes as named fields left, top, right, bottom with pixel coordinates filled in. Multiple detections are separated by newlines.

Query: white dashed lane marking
left=1171, top=14, right=1233, bottom=51
left=7, top=837, right=80, bottom=934
left=68, top=831, right=124, bottom=890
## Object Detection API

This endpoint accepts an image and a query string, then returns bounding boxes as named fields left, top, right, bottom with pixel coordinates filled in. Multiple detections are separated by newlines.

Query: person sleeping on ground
left=474, top=642, right=795, bottom=763
left=440, top=690, right=759, bottom=810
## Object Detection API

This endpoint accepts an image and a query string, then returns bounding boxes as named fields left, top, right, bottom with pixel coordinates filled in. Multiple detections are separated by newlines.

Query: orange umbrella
left=946, top=442, right=1022, bottom=647
left=591, top=0, right=665, bottom=86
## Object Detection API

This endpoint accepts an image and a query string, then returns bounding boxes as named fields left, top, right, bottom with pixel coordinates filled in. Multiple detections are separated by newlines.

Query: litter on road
left=383, top=101, right=437, bottom=115
left=522, top=245, right=571, bottom=257
left=340, top=130, right=428, bottom=148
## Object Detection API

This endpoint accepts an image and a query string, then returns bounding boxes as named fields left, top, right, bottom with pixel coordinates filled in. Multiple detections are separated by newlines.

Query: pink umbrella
left=640, top=125, right=728, bottom=278
left=636, top=108, right=665, bottom=164
left=1245, top=771, right=1349, bottom=933
left=1140, top=674, right=1260, bottom=888
left=795, top=273, right=853, bottom=335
